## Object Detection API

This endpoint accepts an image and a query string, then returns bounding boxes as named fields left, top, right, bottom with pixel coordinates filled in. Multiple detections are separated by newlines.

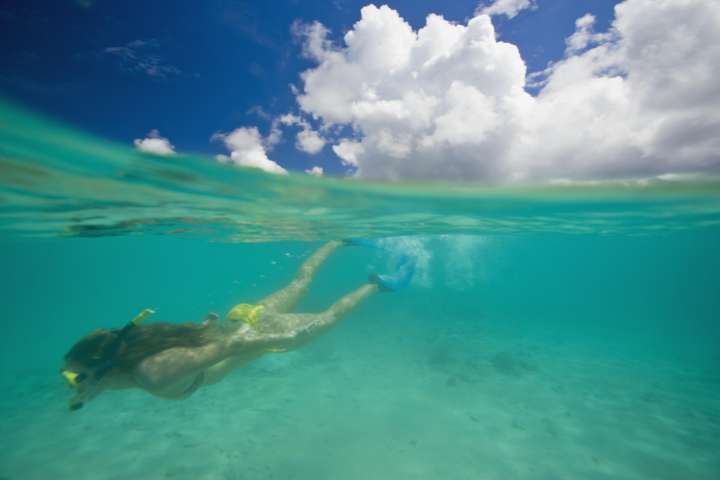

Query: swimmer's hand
left=203, top=312, right=219, bottom=326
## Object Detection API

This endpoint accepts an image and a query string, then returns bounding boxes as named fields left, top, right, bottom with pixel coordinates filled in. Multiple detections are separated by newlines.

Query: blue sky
left=2, top=0, right=717, bottom=181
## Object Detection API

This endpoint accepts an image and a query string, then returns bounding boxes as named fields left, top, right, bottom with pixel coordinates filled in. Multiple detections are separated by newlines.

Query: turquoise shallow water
left=1, top=101, right=720, bottom=479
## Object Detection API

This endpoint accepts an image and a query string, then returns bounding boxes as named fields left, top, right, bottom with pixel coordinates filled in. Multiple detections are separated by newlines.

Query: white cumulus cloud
left=477, top=0, right=535, bottom=19
left=296, top=129, right=326, bottom=154
left=564, top=14, right=612, bottom=54
left=292, top=1, right=720, bottom=183
left=212, top=127, right=287, bottom=174
left=332, top=139, right=364, bottom=167
left=278, top=113, right=326, bottom=154
left=133, top=129, right=176, bottom=155
left=305, top=166, right=324, bottom=176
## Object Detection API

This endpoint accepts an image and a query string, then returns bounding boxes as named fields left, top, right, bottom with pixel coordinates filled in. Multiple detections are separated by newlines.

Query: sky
left=1, top=0, right=718, bottom=182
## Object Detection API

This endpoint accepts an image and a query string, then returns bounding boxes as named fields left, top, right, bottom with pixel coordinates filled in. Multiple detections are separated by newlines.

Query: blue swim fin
left=343, top=238, right=380, bottom=249
left=369, top=255, right=416, bottom=291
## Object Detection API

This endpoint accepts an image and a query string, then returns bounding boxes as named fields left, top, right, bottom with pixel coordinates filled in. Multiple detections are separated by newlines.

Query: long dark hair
left=64, top=322, right=217, bottom=373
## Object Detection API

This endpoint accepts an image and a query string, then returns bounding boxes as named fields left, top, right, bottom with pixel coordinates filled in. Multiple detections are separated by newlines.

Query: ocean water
left=1, top=100, right=719, bottom=480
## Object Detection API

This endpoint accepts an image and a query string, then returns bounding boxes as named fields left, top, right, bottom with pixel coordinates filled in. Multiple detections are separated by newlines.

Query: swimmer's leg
left=324, top=283, right=379, bottom=321
left=257, top=240, right=342, bottom=313
left=205, top=283, right=379, bottom=382
left=263, top=283, right=380, bottom=352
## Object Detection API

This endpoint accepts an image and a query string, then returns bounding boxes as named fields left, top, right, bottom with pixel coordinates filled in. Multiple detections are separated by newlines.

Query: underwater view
left=2, top=0, right=720, bottom=479
left=2, top=99, right=720, bottom=480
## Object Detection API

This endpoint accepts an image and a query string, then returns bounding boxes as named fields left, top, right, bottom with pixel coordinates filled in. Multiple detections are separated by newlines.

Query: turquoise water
left=1, top=101, right=719, bottom=479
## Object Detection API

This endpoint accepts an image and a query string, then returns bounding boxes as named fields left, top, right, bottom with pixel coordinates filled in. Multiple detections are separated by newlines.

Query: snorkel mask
left=61, top=308, right=155, bottom=410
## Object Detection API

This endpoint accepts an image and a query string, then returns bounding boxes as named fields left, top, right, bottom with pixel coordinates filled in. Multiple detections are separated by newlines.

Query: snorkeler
left=60, top=240, right=414, bottom=411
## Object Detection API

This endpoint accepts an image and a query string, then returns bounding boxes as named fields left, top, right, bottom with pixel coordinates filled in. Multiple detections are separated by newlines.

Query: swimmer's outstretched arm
left=256, top=240, right=342, bottom=313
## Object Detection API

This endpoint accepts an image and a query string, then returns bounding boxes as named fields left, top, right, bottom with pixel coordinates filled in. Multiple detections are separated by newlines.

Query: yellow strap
left=62, top=370, right=80, bottom=387
left=132, top=308, right=155, bottom=325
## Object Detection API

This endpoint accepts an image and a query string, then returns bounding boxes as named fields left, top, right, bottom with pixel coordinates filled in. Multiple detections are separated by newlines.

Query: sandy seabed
left=1, top=319, right=718, bottom=480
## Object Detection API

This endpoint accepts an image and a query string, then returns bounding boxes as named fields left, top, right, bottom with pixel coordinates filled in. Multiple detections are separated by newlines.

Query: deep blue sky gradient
left=1, top=0, right=621, bottom=174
